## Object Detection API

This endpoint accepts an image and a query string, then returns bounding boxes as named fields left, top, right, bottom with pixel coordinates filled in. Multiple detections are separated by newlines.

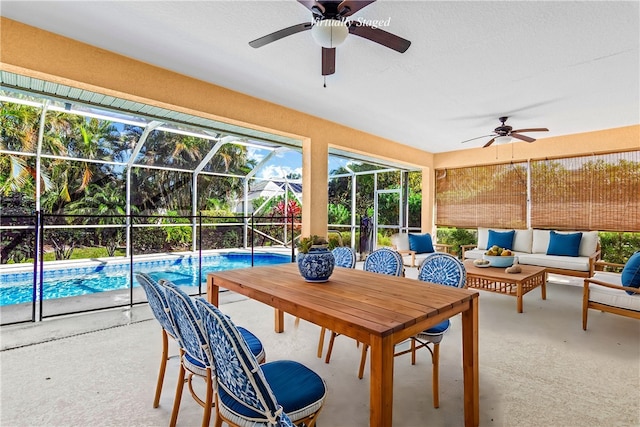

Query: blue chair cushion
left=546, top=231, right=582, bottom=257
left=423, top=319, right=450, bottom=335
left=183, top=351, right=208, bottom=377
left=218, top=360, right=326, bottom=419
left=621, top=251, right=640, bottom=295
left=408, top=233, right=434, bottom=254
left=487, top=229, right=515, bottom=250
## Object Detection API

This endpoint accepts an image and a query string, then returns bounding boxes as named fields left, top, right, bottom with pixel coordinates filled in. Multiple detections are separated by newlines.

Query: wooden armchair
left=583, top=260, right=640, bottom=330
left=391, top=233, right=452, bottom=268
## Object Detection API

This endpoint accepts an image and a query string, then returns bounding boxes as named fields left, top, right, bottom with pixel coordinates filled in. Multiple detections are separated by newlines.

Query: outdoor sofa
left=462, top=227, right=601, bottom=278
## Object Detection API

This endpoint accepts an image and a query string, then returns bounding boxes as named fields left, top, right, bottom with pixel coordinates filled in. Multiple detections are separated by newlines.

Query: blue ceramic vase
left=297, top=246, right=335, bottom=282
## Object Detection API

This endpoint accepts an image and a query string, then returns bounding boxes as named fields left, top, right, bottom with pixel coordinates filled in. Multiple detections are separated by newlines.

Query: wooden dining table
left=207, top=263, right=479, bottom=427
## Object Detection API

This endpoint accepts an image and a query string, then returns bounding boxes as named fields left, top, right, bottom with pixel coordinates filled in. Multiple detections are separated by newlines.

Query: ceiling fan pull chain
left=323, top=76, right=327, bottom=88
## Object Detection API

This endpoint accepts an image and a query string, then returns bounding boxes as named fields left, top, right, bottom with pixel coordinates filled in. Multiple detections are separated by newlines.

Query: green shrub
left=436, top=227, right=477, bottom=257
left=599, top=232, right=640, bottom=264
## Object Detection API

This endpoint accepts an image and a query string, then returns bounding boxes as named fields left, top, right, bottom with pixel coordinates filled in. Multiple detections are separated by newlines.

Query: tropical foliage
left=0, top=97, right=258, bottom=260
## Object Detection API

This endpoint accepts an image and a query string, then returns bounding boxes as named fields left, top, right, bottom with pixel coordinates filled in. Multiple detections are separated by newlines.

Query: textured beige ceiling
left=2, top=1, right=639, bottom=153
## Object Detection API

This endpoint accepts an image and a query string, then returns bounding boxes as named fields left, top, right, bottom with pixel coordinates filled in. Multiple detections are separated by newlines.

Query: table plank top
left=209, top=263, right=478, bottom=338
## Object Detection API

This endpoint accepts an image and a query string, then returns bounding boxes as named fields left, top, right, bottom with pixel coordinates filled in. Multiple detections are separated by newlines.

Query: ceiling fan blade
left=337, top=0, right=376, bottom=17
left=461, top=134, right=496, bottom=144
left=322, top=47, right=336, bottom=75
left=511, top=128, right=549, bottom=133
left=249, top=22, right=312, bottom=48
left=483, top=138, right=497, bottom=148
left=348, top=23, right=411, bottom=53
left=510, top=133, right=536, bottom=143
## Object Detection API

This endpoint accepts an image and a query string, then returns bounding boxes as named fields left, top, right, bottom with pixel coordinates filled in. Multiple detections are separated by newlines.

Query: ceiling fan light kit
left=494, top=135, right=513, bottom=145
left=311, top=18, right=349, bottom=48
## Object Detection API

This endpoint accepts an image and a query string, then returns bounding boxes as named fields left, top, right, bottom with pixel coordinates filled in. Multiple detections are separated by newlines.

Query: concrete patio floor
left=1, top=267, right=639, bottom=427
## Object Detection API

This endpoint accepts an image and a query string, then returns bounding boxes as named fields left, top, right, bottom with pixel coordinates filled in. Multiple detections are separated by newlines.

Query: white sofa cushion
left=578, top=231, right=599, bottom=257
left=477, top=228, right=491, bottom=250
left=391, top=233, right=410, bottom=251
left=519, top=253, right=591, bottom=272
left=589, top=272, right=640, bottom=311
left=532, top=230, right=551, bottom=254
left=513, top=229, right=533, bottom=253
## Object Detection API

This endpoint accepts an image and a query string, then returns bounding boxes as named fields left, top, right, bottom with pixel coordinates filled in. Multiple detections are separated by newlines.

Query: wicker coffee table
left=464, top=260, right=547, bottom=313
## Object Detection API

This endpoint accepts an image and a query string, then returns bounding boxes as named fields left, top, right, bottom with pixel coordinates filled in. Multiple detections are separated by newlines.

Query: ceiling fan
left=249, top=0, right=411, bottom=76
left=461, top=117, right=549, bottom=148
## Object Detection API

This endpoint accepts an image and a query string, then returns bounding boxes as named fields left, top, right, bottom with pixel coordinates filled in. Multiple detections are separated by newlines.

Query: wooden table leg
left=541, top=272, right=547, bottom=300
left=207, top=276, right=219, bottom=306
left=274, top=309, right=284, bottom=333
left=516, top=283, right=524, bottom=313
left=369, top=334, right=394, bottom=427
left=462, top=297, right=479, bottom=427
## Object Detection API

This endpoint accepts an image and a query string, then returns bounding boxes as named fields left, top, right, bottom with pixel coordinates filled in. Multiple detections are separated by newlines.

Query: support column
left=301, top=137, right=328, bottom=237
left=421, top=167, right=435, bottom=234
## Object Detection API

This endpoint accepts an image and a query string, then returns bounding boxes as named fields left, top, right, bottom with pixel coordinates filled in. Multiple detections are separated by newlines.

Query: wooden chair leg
left=582, top=285, right=590, bottom=330
left=317, top=327, right=326, bottom=358
left=358, top=344, right=368, bottom=379
left=432, top=343, right=440, bottom=408
left=170, top=351, right=186, bottom=427
left=201, top=367, right=213, bottom=427
left=154, top=329, right=169, bottom=408
left=214, top=394, right=223, bottom=427
left=324, top=332, right=337, bottom=364
left=411, top=337, right=417, bottom=365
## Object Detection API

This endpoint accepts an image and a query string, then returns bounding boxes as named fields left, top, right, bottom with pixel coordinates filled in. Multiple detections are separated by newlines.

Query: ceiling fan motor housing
left=495, top=117, right=512, bottom=135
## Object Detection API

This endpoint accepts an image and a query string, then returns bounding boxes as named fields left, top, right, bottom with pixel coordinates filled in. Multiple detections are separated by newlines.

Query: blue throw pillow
left=487, top=230, right=515, bottom=250
left=408, top=233, right=434, bottom=254
left=621, top=251, right=640, bottom=296
left=546, top=231, right=582, bottom=257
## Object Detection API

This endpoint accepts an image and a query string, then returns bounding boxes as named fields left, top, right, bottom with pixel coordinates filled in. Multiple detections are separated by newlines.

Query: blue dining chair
left=332, top=246, right=357, bottom=268
left=408, top=252, right=466, bottom=408
left=160, top=279, right=266, bottom=427
left=195, top=297, right=327, bottom=427
left=135, top=272, right=177, bottom=409
left=363, top=247, right=405, bottom=276
left=315, top=246, right=358, bottom=359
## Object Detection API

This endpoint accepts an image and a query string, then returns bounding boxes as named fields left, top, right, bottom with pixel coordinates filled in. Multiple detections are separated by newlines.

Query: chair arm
left=396, top=250, right=416, bottom=267
left=594, top=259, right=624, bottom=272
left=587, top=250, right=602, bottom=276
left=460, top=244, right=477, bottom=259
left=584, top=278, right=640, bottom=294
left=434, top=244, right=452, bottom=254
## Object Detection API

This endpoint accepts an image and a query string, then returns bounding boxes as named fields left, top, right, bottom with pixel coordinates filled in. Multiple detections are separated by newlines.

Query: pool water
left=0, top=253, right=291, bottom=306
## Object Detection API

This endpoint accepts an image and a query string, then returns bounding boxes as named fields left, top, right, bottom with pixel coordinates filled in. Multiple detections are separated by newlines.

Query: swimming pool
left=0, top=252, right=292, bottom=306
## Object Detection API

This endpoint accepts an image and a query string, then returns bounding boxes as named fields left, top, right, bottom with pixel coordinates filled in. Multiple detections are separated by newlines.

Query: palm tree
left=0, top=101, right=45, bottom=196
left=65, top=182, right=131, bottom=256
